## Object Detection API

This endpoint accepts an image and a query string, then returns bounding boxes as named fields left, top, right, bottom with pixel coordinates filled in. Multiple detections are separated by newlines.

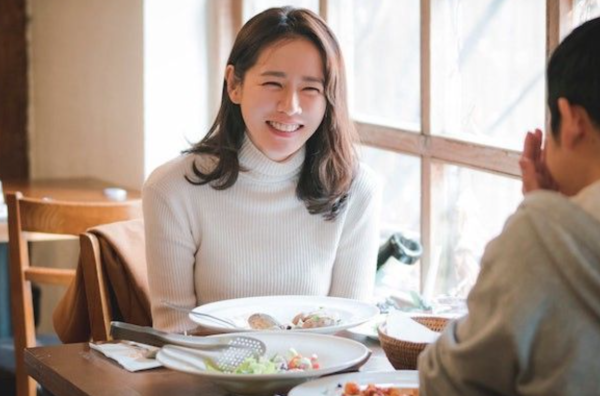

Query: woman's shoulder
left=351, top=162, right=383, bottom=198
left=144, top=153, right=217, bottom=194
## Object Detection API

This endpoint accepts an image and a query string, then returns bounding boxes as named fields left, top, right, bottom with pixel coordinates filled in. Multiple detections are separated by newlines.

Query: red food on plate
left=342, top=381, right=419, bottom=396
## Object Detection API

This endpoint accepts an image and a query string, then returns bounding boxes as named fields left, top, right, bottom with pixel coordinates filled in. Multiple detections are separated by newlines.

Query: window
left=573, top=0, right=600, bottom=27
left=242, top=0, right=319, bottom=23
left=238, top=0, right=597, bottom=311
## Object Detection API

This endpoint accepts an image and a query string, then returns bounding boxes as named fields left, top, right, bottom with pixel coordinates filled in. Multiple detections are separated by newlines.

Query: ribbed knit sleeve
left=418, top=192, right=600, bottom=396
left=329, top=164, right=382, bottom=300
left=143, top=158, right=199, bottom=332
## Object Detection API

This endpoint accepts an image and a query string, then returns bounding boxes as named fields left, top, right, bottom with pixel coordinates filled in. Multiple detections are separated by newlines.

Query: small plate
left=156, top=332, right=370, bottom=396
left=346, top=314, right=387, bottom=340
left=190, top=295, right=379, bottom=334
left=288, top=370, right=419, bottom=396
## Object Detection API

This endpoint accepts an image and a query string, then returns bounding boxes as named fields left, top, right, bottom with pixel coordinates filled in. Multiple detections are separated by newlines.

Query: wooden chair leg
left=10, top=278, right=38, bottom=396
left=13, top=311, right=37, bottom=396
left=16, top=370, right=36, bottom=396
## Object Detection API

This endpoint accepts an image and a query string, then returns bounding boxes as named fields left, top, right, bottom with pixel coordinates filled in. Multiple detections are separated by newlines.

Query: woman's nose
left=277, top=89, right=302, bottom=116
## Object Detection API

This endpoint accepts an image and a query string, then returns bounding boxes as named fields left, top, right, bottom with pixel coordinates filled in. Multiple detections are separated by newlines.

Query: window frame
left=225, top=0, right=574, bottom=291
left=337, top=0, right=571, bottom=291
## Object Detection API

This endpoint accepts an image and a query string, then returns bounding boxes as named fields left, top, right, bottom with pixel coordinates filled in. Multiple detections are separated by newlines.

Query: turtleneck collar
left=238, top=134, right=306, bottom=182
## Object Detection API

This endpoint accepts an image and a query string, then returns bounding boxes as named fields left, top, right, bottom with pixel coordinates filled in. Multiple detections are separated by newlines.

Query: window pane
left=573, top=0, right=600, bottom=27
left=431, top=0, right=546, bottom=150
left=428, top=164, right=521, bottom=305
left=329, top=0, right=421, bottom=131
left=360, top=146, right=421, bottom=297
left=243, top=0, right=319, bottom=23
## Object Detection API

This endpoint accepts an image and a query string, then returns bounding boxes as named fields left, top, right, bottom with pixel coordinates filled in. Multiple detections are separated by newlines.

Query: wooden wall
left=0, top=0, right=29, bottom=179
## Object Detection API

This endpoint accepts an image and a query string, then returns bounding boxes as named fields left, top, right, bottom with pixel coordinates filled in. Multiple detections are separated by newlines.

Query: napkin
left=90, top=341, right=162, bottom=372
left=385, top=310, right=440, bottom=343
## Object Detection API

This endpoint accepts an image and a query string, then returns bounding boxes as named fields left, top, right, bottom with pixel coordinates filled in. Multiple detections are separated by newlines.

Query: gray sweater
left=419, top=190, right=600, bottom=396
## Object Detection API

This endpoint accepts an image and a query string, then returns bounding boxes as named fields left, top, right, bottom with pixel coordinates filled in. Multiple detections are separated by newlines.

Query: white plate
left=190, top=295, right=379, bottom=334
left=156, top=332, right=370, bottom=396
left=346, top=313, right=387, bottom=340
left=289, top=370, right=419, bottom=396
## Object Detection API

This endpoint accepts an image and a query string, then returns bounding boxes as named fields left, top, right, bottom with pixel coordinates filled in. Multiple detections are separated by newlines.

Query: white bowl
left=156, top=332, right=370, bottom=396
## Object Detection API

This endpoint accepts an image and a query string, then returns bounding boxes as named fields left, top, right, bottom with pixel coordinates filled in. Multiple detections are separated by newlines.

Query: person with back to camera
left=143, top=7, right=382, bottom=333
left=418, top=17, right=600, bottom=396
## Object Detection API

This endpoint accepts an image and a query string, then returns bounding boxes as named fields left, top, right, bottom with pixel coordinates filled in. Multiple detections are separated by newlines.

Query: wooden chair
left=6, top=192, right=142, bottom=396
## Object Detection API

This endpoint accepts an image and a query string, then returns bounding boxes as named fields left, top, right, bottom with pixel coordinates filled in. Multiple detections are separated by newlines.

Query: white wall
left=29, top=0, right=145, bottom=190
left=28, top=0, right=214, bottom=187
left=26, top=0, right=214, bottom=332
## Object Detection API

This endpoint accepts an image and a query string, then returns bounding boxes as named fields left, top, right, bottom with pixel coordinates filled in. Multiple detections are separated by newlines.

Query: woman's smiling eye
left=262, top=81, right=282, bottom=88
left=303, top=86, right=322, bottom=93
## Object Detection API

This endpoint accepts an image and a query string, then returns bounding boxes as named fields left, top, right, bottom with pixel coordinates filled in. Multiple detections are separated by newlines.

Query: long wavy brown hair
left=184, top=6, right=358, bottom=221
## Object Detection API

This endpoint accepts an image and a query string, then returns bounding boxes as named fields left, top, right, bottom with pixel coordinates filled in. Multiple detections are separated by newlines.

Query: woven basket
left=378, top=316, right=449, bottom=370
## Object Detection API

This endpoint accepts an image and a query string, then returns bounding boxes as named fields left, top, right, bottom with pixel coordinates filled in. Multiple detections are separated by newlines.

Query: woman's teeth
left=269, top=121, right=301, bottom=132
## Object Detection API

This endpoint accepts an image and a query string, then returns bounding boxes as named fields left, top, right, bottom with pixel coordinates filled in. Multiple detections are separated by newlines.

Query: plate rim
left=288, top=369, right=419, bottom=395
left=156, top=331, right=371, bottom=381
left=189, top=295, right=380, bottom=333
left=345, top=313, right=387, bottom=340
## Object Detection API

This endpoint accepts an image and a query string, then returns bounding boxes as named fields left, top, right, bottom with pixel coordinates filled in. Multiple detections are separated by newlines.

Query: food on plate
left=341, top=382, right=419, bottom=396
left=214, top=348, right=319, bottom=374
left=292, top=309, right=340, bottom=328
left=248, top=313, right=284, bottom=330
left=247, top=308, right=341, bottom=330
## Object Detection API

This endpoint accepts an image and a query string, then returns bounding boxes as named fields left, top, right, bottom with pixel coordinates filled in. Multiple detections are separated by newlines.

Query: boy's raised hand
left=519, top=129, right=558, bottom=194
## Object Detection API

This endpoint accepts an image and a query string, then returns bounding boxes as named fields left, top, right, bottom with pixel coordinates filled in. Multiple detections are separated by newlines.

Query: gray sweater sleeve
left=418, top=208, right=529, bottom=396
left=418, top=192, right=600, bottom=396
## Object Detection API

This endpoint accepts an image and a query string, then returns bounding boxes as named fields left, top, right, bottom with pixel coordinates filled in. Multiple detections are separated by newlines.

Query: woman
left=143, top=6, right=382, bottom=332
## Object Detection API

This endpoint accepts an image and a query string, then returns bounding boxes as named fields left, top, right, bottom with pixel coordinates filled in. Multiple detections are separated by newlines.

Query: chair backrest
left=6, top=191, right=142, bottom=396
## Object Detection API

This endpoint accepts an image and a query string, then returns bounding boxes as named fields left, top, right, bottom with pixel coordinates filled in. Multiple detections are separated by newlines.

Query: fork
left=109, top=322, right=266, bottom=372
left=161, top=300, right=240, bottom=329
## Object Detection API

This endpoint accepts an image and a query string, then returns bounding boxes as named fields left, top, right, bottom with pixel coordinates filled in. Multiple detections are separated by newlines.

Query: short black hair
left=547, top=17, right=600, bottom=137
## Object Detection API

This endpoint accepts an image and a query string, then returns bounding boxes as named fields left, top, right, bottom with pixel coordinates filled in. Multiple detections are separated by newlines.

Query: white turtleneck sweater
left=143, top=137, right=382, bottom=332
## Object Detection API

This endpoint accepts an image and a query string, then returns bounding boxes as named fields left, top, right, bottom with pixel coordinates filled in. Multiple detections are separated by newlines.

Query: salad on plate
left=213, top=348, right=320, bottom=374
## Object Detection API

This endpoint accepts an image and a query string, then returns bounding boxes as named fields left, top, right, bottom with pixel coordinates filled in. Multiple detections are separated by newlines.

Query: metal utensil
left=162, top=300, right=240, bottom=329
left=110, top=321, right=266, bottom=372
left=248, top=313, right=284, bottom=330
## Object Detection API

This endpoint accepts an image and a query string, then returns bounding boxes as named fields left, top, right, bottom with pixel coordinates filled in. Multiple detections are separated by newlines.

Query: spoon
left=162, top=300, right=240, bottom=329
left=247, top=313, right=286, bottom=330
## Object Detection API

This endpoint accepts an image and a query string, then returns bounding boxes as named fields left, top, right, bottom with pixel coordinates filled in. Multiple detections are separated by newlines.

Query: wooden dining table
left=24, top=332, right=396, bottom=396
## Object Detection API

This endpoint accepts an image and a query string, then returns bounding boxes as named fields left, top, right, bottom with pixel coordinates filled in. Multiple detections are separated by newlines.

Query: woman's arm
left=143, top=183, right=198, bottom=333
left=329, top=166, right=382, bottom=301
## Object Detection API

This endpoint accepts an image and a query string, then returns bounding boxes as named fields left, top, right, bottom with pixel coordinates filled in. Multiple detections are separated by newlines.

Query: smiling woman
left=143, top=6, right=382, bottom=333
left=225, top=38, right=326, bottom=162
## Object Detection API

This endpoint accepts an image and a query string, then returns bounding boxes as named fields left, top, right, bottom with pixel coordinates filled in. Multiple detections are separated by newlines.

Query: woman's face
left=227, top=38, right=327, bottom=162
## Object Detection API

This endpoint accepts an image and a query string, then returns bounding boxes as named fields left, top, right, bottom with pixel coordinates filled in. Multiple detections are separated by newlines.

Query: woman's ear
left=225, top=65, right=242, bottom=104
